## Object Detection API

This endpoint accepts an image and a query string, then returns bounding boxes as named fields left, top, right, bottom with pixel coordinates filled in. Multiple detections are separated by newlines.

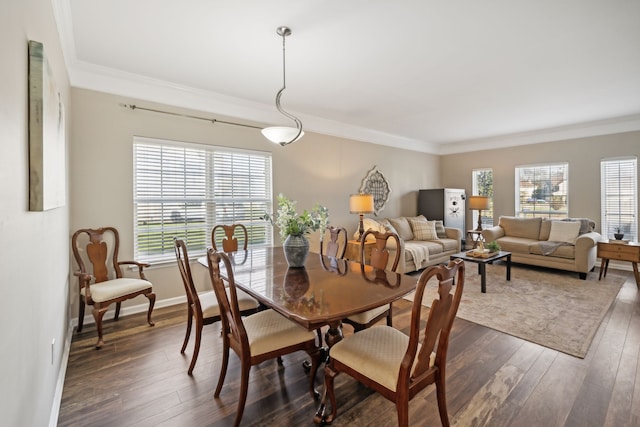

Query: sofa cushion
left=495, top=236, right=537, bottom=254
left=434, top=220, right=447, bottom=239
left=405, top=240, right=442, bottom=256
left=431, top=238, right=459, bottom=252
left=409, top=217, right=438, bottom=240
left=499, top=217, right=542, bottom=240
left=548, top=221, right=580, bottom=244
left=389, top=217, right=414, bottom=241
left=539, top=220, right=552, bottom=241
left=529, top=242, right=576, bottom=259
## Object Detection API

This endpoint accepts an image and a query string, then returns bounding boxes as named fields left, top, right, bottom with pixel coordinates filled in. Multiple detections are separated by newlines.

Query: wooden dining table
left=198, top=246, right=419, bottom=348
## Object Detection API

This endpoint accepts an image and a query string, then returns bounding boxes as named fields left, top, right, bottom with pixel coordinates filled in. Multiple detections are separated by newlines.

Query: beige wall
left=0, top=0, right=71, bottom=425
left=69, top=88, right=441, bottom=316
left=440, top=131, right=640, bottom=237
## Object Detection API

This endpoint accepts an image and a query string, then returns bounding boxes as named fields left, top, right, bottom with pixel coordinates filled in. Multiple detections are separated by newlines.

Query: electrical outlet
left=51, top=338, right=55, bottom=365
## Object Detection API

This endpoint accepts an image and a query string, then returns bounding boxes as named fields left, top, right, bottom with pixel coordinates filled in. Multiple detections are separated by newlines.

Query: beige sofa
left=481, top=216, right=602, bottom=279
left=357, top=215, right=462, bottom=274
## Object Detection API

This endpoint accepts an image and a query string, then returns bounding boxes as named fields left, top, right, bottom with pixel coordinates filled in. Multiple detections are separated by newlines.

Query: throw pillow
left=388, top=217, right=414, bottom=241
left=409, top=217, right=439, bottom=241
left=548, top=221, right=580, bottom=244
left=434, top=220, right=447, bottom=238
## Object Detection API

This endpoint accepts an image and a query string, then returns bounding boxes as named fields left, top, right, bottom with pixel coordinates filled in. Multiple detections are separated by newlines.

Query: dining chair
left=206, top=248, right=322, bottom=427
left=342, top=229, right=401, bottom=332
left=211, top=223, right=248, bottom=252
left=71, top=227, right=156, bottom=348
left=317, top=259, right=466, bottom=427
left=173, top=238, right=259, bottom=375
left=319, top=225, right=348, bottom=259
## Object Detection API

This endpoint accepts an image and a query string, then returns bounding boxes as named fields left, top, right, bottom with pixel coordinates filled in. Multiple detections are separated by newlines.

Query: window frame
left=133, top=136, right=273, bottom=264
left=600, top=156, right=637, bottom=241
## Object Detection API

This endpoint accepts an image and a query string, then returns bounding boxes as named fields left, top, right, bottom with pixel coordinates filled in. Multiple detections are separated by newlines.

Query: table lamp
left=468, top=195, right=490, bottom=231
left=349, top=194, right=375, bottom=240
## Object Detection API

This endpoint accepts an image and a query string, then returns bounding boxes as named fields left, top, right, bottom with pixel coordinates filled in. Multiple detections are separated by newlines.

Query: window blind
left=515, top=163, right=568, bottom=219
left=601, top=157, right=637, bottom=241
left=133, top=137, right=273, bottom=263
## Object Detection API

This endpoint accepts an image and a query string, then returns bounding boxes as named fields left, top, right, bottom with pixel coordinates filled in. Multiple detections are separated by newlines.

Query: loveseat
left=481, top=216, right=602, bottom=279
left=356, top=215, right=462, bottom=274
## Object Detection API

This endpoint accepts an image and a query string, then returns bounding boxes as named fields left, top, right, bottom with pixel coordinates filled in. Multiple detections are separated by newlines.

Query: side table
left=344, top=240, right=374, bottom=264
left=597, top=240, right=640, bottom=288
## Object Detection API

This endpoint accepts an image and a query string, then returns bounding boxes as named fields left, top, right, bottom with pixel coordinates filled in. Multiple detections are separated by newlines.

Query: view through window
left=472, top=168, right=494, bottom=228
left=601, top=157, right=637, bottom=241
left=133, top=136, right=273, bottom=263
left=515, top=163, right=568, bottom=219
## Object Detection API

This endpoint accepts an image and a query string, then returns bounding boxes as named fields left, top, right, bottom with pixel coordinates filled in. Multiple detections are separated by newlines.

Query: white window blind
left=601, top=157, right=637, bottom=241
left=472, top=168, right=494, bottom=228
left=133, top=137, right=273, bottom=263
left=515, top=163, right=568, bottom=219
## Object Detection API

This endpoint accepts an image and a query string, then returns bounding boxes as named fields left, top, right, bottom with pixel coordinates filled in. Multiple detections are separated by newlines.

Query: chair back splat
left=320, top=225, right=348, bottom=259
left=211, top=223, right=248, bottom=252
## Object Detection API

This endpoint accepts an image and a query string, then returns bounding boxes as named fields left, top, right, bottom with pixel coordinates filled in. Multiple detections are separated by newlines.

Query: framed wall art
left=359, top=166, right=391, bottom=215
left=28, top=40, right=66, bottom=211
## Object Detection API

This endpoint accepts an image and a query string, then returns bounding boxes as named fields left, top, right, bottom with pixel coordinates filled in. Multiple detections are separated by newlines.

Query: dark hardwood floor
left=58, top=269, right=640, bottom=427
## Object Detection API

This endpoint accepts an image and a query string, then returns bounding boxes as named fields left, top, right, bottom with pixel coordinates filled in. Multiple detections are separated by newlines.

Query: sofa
left=356, top=215, right=462, bottom=274
left=481, top=216, right=602, bottom=279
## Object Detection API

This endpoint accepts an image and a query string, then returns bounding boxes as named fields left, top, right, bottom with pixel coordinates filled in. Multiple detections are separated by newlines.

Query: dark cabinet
left=417, top=188, right=466, bottom=231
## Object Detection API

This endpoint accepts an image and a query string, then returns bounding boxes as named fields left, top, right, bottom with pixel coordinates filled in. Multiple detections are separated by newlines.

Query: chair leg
left=234, top=361, right=251, bottom=427
left=324, top=365, right=339, bottom=424
left=306, top=347, right=321, bottom=399
left=214, top=335, right=230, bottom=397
left=187, top=316, right=203, bottom=375
left=77, top=296, right=85, bottom=332
left=146, top=292, right=156, bottom=326
left=181, top=307, right=193, bottom=354
left=436, top=372, right=450, bottom=427
left=92, top=306, right=108, bottom=349
left=114, top=302, right=122, bottom=321
left=396, top=399, right=410, bottom=427
left=386, top=304, right=393, bottom=327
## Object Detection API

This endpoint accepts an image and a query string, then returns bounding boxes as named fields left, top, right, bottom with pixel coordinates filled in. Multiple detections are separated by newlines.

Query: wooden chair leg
left=386, top=304, right=393, bottom=327
left=146, top=292, right=156, bottom=326
left=307, top=347, right=321, bottom=399
left=396, top=399, right=410, bottom=427
left=114, top=301, right=122, bottom=320
left=77, top=296, right=85, bottom=332
left=436, top=373, right=450, bottom=427
left=92, top=306, right=108, bottom=349
left=187, top=317, right=203, bottom=375
left=181, top=308, right=193, bottom=354
left=234, top=361, right=251, bottom=427
left=325, top=365, right=339, bottom=424
left=214, top=336, right=230, bottom=397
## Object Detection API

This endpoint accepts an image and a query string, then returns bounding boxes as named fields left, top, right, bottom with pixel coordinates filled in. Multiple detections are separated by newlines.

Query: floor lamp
left=349, top=194, right=374, bottom=240
left=468, top=196, right=490, bottom=231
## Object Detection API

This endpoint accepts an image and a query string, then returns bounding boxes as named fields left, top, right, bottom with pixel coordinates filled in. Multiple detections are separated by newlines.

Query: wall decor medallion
left=359, top=166, right=391, bottom=215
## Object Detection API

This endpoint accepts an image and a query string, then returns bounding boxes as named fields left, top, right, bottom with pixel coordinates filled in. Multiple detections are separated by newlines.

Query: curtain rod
left=120, top=103, right=263, bottom=130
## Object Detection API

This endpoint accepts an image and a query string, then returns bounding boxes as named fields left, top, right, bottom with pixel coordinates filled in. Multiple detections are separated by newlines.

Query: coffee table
left=450, top=250, right=511, bottom=293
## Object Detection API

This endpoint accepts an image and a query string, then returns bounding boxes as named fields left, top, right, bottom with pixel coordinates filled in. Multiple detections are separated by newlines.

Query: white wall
left=69, top=88, right=441, bottom=318
left=0, top=0, right=70, bottom=426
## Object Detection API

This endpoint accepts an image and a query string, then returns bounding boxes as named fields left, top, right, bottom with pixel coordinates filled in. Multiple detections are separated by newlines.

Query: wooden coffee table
left=450, top=250, right=511, bottom=293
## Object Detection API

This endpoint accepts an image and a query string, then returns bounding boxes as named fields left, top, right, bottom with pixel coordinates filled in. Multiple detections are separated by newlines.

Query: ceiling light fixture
left=261, top=26, right=304, bottom=147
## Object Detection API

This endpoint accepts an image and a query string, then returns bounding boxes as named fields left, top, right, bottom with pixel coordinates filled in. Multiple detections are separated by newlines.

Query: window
left=133, top=136, right=273, bottom=263
left=515, top=163, right=568, bottom=218
left=601, top=157, right=637, bottom=241
left=472, top=168, right=494, bottom=228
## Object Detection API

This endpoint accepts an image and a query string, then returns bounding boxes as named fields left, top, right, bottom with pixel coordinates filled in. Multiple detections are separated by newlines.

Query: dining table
left=198, top=246, right=419, bottom=349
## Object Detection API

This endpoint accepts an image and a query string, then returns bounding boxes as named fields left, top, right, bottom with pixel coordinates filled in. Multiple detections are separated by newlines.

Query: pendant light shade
left=262, top=26, right=304, bottom=146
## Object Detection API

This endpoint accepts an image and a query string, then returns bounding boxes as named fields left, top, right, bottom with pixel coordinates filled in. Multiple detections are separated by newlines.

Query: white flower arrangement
left=264, top=194, right=329, bottom=242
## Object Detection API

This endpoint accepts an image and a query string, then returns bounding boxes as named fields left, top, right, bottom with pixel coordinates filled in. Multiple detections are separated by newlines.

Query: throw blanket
left=404, top=242, right=431, bottom=271
left=538, top=241, right=572, bottom=255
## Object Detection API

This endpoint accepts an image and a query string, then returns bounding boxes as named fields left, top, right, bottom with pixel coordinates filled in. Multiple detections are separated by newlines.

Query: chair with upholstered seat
left=206, top=248, right=321, bottom=427
left=319, top=225, right=348, bottom=259
left=174, top=238, right=259, bottom=375
left=342, top=229, right=401, bottom=332
left=211, top=223, right=248, bottom=252
left=71, top=227, right=156, bottom=348
left=316, top=259, right=465, bottom=427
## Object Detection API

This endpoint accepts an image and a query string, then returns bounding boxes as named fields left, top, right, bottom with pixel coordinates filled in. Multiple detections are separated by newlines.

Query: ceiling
left=53, top=0, right=640, bottom=154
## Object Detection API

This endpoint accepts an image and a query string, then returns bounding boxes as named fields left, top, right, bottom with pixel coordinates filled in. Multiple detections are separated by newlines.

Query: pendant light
left=261, top=26, right=304, bottom=146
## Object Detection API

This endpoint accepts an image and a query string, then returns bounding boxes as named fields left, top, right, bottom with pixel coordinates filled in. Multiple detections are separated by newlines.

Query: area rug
left=405, top=264, right=626, bottom=358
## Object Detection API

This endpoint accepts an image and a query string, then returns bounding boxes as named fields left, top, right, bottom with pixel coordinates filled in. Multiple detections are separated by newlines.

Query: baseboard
left=70, top=295, right=187, bottom=329
left=49, top=322, right=74, bottom=427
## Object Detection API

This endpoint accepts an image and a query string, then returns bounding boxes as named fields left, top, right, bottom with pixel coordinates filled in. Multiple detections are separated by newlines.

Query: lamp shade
left=349, top=194, right=374, bottom=214
left=261, top=126, right=305, bottom=145
left=468, top=195, right=490, bottom=210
